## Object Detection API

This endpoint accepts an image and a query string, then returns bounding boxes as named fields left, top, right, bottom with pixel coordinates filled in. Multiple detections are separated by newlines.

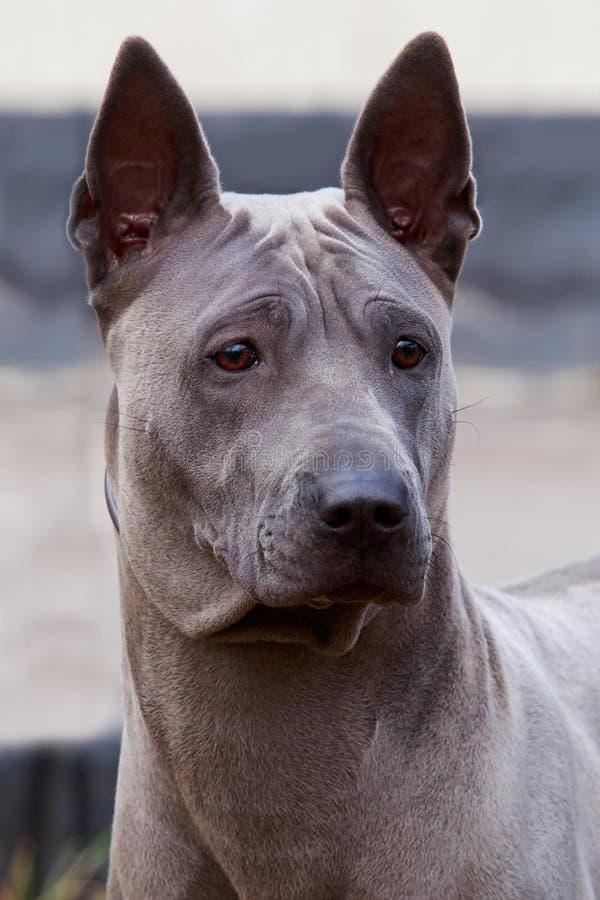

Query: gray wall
left=1, top=113, right=599, bottom=367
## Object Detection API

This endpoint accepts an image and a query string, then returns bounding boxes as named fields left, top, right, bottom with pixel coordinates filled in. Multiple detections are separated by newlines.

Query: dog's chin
left=210, top=580, right=423, bottom=657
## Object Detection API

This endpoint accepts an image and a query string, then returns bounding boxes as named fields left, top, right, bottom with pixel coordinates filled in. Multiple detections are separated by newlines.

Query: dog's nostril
left=320, top=499, right=406, bottom=533
left=322, top=504, right=353, bottom=530
left=373, top=503, right=403, bottom=529
left=317, top=469, right=410, bottom=545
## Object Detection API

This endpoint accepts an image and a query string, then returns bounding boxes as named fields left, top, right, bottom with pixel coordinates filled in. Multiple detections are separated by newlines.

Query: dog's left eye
left=212, top=341, right=259, bottom=372
left=392, top=338, right=426, bottom=369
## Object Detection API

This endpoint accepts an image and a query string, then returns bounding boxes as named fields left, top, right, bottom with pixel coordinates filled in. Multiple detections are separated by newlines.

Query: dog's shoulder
left=476, top=559, right=600, bottom=727
left=500, top=555, right=600, bottom=599
left=474, top=555, right=600, bottom=669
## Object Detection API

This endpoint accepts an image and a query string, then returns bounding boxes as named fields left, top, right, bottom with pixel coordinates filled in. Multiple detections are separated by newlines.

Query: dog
left=68, top=32, right=600, bottom=899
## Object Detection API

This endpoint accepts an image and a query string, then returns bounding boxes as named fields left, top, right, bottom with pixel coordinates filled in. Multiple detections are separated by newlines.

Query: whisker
left=102, top=419, right=149, bottom=435
left=427, top=516, right=452, bottom=529
left=430, top=531, right=459, bottom=567
left=119, top=412, right=152, bottom=423
left=455, top=419, right=480, bottom=440
left=451, top=396, right=489, bottom=415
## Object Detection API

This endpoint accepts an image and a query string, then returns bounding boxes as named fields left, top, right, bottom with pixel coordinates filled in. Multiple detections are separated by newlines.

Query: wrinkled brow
left=181, top=293, right=290, bottom=362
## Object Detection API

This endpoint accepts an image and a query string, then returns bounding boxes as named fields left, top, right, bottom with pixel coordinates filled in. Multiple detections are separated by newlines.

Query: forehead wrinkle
left=311, top=212, right=411, bottom=301
left=218, top=193, right=296, bottom=253
left=214, top=191, right=447, bottom=334
left=292, top=216, right=357, bottom=338
left=255, top=219, right=290, bottom=253
left=257, top=201, right=328, bottom=314
left=294, top=195, right=397, bottom=297
left=270, top=198, right=376, bottom=332
left=220, top=195, right=319, bottom=299
left=301, top=191, right=449, bottom=324
left=312, top=212, right=370, bottom=255
left=207, top=204, right=254, bottom=253
left=198, top=294, right=286, bottom=340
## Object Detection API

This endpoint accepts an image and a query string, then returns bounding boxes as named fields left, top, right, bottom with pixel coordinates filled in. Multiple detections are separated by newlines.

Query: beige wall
left=2, top=0, right=599, bottom=111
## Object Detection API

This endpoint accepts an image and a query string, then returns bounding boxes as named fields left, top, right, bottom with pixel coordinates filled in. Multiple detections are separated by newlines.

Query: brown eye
left=392, top=337, right=426, bottom=369
left=212, top=341, right=259, bottom=372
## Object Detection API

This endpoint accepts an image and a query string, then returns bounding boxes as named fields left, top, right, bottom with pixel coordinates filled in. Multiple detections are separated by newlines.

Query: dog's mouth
left=211, top=581, right=384, bottom=656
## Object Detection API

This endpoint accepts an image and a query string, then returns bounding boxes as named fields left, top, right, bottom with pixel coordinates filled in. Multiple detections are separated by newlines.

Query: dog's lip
left=322, top=579, right=386, bottom=604
left=209, top=580, right=389, bottom=653
left=308, top=598, right=334, bottom=609
left=210, top=596, right=374, bottom=654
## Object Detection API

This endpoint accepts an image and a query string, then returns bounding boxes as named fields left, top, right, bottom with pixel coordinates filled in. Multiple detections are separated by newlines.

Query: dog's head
left=68, top=34, right=479, bottom=655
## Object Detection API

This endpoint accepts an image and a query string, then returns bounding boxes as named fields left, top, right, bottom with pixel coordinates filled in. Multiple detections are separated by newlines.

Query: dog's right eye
left=212, top=341, right=259, bottom=372
left=392, top=337, right=426, bottom=370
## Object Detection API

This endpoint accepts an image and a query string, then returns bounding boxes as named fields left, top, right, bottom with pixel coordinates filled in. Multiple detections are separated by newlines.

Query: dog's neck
left=117, top=526, right=495, bottom=762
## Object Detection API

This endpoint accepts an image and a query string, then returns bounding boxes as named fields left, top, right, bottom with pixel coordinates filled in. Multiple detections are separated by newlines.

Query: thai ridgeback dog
left=68, top=32, right=600, bottom=899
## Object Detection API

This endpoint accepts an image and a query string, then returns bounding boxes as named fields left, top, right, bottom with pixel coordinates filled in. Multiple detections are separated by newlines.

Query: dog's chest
left=176, top=716, right=521, bottom=900
left=163, top=650, right=393, bottom=892
left=134, top=629, right=597, bottom=898
left=163, top=655, right=476, bottom=898
left=185, top=713, right=396, bottom=897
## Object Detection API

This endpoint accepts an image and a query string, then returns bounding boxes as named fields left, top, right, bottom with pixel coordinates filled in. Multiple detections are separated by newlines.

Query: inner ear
left=342, top=32, right=481, bottom=292
left=68, top=37, right=219, bottom=285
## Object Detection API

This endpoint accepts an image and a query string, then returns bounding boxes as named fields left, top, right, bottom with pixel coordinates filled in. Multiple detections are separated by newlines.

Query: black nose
left=317, top=469, right=409, bottom=547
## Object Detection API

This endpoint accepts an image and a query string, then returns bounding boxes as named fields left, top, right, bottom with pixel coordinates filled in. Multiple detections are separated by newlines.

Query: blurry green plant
left=0, top=832, right=109, bottom=900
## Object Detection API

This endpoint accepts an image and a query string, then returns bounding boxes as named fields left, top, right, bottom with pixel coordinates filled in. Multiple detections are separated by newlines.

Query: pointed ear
left=342, top=32, right=481, bottom=293
left=67, top=37, right=219, bottom=286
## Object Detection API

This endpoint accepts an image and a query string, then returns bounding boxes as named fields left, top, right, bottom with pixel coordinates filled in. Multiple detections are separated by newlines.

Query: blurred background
left=1, top=0, right=599, bottom=894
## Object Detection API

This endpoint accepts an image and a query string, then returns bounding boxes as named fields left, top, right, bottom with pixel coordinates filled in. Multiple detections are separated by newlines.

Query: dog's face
left=69, top=34, right=479, bottom=654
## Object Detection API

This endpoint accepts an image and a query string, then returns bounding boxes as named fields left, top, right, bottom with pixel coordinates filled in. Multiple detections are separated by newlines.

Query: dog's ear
left=342, top=32, right=480, bottom=292
left=67, top=37, right=219, bottom=286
